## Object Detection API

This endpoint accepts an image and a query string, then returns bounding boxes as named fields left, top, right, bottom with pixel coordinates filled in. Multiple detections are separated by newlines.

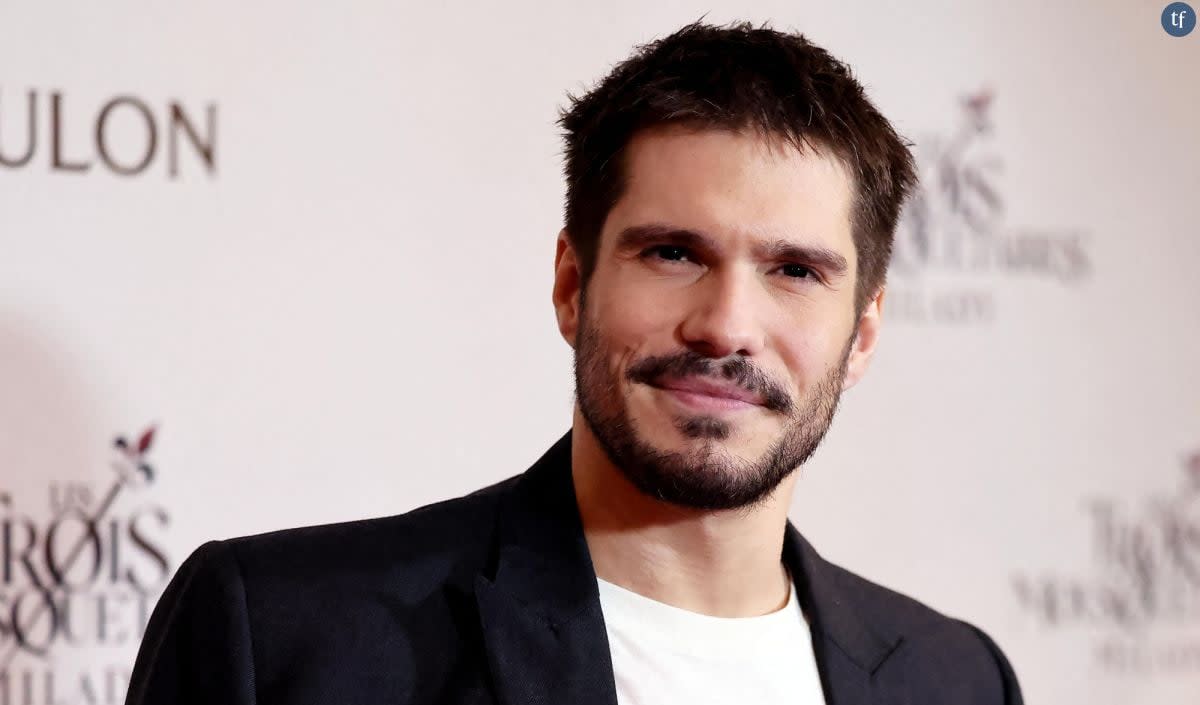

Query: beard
left=573, top=298, right=853, bottom=512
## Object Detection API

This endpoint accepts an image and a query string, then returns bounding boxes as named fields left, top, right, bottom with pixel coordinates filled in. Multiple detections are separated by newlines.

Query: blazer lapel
left=784, top=524, right=905, bottom=705
left=472, top=430, right=905, bottom=705
left=474, top=431, right=617, bottom=705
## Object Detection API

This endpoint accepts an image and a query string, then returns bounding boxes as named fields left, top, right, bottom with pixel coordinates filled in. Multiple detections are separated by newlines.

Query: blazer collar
left=473, top=429, right=904, bottom=705
left=783, top=523, right=904, bottom=675
left=474, top=430, right=616, bottom=705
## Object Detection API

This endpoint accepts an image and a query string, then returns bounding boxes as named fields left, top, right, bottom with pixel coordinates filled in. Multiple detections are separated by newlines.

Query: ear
left=842, top=287, right=885, bottom=391
left=552, top=229, right=582, bottom=348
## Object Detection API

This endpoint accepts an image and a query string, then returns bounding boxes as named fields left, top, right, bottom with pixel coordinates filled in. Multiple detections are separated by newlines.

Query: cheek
left=590, top=278, right=683, bottom=352
left=772, top=317, right=855, bottom=387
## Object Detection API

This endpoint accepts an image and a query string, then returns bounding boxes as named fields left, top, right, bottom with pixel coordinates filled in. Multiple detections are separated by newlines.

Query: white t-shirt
left=596, top=573, right=827, bottom=705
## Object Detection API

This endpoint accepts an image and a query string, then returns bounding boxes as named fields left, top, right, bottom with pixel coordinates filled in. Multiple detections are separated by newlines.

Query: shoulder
left=821, top=558, right=967, bottom=638
left=183, top=472, right=521, bottom=605
left=131, top=475, right=523, bottom=703
left=819, top=558, right=1023, bottom=704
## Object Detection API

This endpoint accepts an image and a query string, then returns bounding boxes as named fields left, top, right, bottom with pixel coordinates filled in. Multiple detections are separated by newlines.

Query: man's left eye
left=780, top=263, right=816, bottom=280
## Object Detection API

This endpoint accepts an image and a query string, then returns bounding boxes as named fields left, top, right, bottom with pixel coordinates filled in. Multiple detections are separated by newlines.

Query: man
left=126, top=21, right=1023, bottom=705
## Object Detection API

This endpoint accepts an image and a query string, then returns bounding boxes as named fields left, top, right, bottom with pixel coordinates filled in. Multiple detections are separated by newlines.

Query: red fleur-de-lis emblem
left=961, top=88, right=994, bottom=135
left=137, top=426, right=156, bottom=455
left=113, top=424, right=158, bottom=483
left=963, top=89, right=993, bottom=116
left=1186, top=450, right=1200, bottom=491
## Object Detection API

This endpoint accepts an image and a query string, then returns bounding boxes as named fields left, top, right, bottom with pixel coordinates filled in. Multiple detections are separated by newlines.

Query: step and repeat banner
left=1, top=1, right=1196, bottom=703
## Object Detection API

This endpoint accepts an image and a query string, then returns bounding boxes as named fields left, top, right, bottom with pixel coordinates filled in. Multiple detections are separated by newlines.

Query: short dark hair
left=558, top=20, right=917, bottom=314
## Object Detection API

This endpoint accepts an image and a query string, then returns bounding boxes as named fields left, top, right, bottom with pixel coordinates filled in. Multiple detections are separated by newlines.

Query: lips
left=652, top=376, right=764, bottom=406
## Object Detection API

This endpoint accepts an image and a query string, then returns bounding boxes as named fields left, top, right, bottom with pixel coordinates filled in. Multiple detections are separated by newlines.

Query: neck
left=571, top=410, right=797, bottom=618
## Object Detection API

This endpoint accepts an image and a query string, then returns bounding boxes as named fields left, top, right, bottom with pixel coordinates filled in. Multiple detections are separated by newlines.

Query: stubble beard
left=573, top=298, right=854, bottom=512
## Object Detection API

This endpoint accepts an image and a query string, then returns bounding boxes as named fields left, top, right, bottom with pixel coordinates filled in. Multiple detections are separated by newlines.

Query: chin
left=641, top=410, right=769, bottom=455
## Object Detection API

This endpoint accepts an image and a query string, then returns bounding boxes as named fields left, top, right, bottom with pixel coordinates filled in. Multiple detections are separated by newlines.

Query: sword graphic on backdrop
left=0, top=425, right=158, bottom=670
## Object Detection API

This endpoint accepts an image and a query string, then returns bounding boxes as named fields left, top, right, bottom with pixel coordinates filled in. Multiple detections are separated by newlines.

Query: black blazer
left=126, top=431, right=1023, bottom=705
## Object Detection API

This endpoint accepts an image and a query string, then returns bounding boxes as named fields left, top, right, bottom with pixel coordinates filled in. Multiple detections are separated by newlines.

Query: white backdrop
left=2, top=1, right=1197, bottom=703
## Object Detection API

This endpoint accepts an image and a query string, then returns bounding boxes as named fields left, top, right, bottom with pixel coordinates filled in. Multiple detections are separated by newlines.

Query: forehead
left=603, top=125, right=856, bottom=260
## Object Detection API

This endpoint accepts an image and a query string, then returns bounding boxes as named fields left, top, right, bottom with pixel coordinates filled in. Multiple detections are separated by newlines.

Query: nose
left=677, top=266, right=766, bottom=359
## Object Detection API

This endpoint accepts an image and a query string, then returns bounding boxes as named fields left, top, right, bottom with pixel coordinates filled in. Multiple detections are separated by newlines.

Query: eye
left=779, top=263, right=818, bottom=281
left=643, top=245, right=692, bottom=263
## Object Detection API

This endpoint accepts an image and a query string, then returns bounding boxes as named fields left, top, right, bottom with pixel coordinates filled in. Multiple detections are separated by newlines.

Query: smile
left=650, top=377, right=764, bottom=413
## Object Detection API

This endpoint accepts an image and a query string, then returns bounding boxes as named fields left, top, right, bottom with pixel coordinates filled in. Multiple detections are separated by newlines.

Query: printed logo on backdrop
left=0, top=89, right=216, bottom=178
left=0, top=426, right=171, bottom=704
left=888, top=89, right=1092, bottom=325
left=1013, top=448, right=1200, bottom=675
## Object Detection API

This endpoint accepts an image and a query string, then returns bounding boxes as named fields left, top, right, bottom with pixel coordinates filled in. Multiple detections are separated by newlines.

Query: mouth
left=650, top=376, right=765, bottom=413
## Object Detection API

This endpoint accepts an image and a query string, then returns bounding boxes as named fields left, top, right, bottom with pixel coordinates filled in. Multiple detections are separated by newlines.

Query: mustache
left=626, top=351, right=795, bottom=414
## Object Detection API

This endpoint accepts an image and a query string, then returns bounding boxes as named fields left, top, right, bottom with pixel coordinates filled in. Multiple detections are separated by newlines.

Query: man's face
left=556, top=125, right=879, bottom=511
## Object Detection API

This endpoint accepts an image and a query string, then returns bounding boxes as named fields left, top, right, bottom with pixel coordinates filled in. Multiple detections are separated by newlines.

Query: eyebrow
left=615, top=224, right=850, bottom=277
